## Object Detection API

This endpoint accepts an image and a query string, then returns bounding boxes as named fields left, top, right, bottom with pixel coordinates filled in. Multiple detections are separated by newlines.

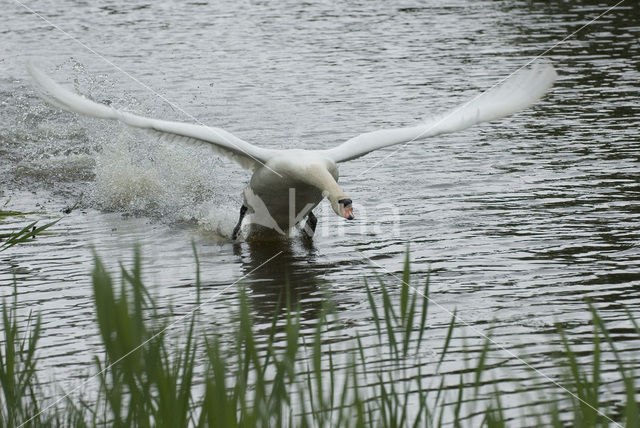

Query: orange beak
left=341, top=204, right=355, bottom=220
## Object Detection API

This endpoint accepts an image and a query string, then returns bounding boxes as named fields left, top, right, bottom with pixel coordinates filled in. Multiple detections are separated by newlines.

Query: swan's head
left=326, top=193, right=355, bottom=220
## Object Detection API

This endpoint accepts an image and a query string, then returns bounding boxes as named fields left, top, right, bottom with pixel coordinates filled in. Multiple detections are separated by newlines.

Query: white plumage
left=28, top=60, right=557, bottom=239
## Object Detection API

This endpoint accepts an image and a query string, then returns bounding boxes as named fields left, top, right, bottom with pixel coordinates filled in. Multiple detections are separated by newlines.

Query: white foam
left=13, top=60, right=246, bottom=236
left=88, top=125, right=241, bottom=233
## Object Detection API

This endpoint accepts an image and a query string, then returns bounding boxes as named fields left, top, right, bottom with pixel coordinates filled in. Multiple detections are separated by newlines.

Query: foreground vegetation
left=1, top=246, right=639, bottom=427
left=0, top=202, right=58, bottom=253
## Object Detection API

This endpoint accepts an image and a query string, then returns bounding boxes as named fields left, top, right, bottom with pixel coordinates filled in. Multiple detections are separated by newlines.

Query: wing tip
left=529, top=58, right=558, bottom=90
left=26, top=58, right=47, bottom=89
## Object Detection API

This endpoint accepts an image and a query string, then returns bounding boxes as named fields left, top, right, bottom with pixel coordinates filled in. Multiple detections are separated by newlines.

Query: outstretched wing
left=323, top=60, right=557, bottom=163
left=27, top=61, right=275, bottom=170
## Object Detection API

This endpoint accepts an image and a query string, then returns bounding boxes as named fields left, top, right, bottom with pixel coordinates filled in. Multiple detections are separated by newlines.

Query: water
left=1, top=0, right=639, bottom=423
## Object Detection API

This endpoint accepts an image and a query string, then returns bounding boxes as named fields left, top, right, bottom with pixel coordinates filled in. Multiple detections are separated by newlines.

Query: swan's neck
left=303, top=165, right=345, bottom=202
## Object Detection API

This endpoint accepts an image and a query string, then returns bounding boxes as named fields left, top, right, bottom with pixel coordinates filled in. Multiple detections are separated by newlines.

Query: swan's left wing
left=323, top=60, right=557, bottom=163
left=28, top=62, right=275, bottom=170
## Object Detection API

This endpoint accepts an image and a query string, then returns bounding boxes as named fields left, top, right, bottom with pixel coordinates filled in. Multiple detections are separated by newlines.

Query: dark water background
left=1, top=0, right=639, bottom=423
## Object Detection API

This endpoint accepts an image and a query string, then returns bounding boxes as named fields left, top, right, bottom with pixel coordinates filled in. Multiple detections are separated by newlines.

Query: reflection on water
left=1, top=0, right=640, bottom=422
left=235, top=236, right=328, bottom=322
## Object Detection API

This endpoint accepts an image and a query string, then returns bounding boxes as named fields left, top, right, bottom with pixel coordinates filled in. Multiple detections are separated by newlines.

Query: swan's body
left=27, top=60, right=557, bottom=239
left=244, top=150, right=339, bottom=234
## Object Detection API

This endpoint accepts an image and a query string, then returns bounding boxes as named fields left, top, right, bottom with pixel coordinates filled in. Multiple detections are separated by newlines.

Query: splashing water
left=4, top=59, right=243, bottom=236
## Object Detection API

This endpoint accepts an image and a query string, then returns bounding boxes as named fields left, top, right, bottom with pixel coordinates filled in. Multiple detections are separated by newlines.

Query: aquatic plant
left=0, top=248, right=638, bottom=427
left=0, top=286, right=51, bottom=426
left=0, top=202, right=59, bottom=252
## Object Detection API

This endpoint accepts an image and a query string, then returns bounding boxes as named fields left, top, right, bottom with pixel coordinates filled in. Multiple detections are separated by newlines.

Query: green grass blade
left=437, top=309, right=457, bottom=373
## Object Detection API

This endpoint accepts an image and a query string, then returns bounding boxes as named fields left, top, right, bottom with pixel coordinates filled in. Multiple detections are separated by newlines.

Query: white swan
left=27, top=60, right=557, bottom=239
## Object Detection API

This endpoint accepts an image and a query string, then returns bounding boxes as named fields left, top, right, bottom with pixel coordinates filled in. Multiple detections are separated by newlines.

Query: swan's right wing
left=28, top=62, right=274, bottom=170
left=323, top=60, right=557, bottom=163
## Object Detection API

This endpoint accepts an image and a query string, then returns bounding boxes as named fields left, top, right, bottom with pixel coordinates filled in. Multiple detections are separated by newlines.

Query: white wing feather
left=27, top=61, right=274, bottom=170
left=324, top=60, right=558, bottom=163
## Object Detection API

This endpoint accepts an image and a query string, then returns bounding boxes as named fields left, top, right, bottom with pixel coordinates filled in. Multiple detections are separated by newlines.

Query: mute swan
left=27, top=61, right=557, bottom=239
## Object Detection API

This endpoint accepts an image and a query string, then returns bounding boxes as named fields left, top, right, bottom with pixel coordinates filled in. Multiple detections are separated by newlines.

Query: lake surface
left=1, top=0, right=639, bottom=424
